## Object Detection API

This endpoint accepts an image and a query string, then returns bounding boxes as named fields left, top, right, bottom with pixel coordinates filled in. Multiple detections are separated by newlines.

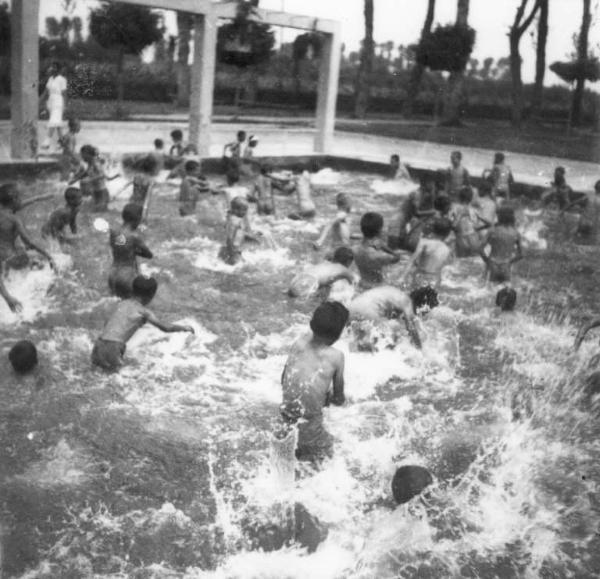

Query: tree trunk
left=403, top=0, right=436, bottom=118
left=572, top=0, right=591, bottom=126
left=354, top=0, right=374, bottom=119
left=531, top=0, right=548, bottom=115
left=176, top=12, right=192, bottom=107
left=441, top=0, right=470, bottom=125
left=117, top=49, right=124, bottom=103
left=509, top=32, right=524, bottom=127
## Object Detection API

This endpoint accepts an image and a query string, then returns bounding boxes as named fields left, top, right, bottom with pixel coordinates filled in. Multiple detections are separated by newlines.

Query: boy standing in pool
left=562, top=180, right=600, bottom=243
left=288, top=170, right=317, bottom=221
left=445, top=151, right=470, bottom=202
left=41, top=187, right=82, bottom=245
left=218, top=196, right=262, bottom=265
left=179, top=160, right=209, bottom=217
left=280, top=301, right=348, bottom=462
left=313, top=193, right=355, bottom=253
left=353, top=212, right=401, bottom=288
left=92, top=275, right=194, bottom=372
left=251, top=165, right=277, bottom=216
left=479, top=206, right=522, bottom=284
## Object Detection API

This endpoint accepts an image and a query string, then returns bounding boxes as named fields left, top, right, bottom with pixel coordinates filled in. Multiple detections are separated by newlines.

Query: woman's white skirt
left=47, top=95, right=64, bottom=127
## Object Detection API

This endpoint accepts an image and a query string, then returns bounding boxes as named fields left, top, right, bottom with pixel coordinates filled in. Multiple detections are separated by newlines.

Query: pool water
left=1, top=169, right=599, bottom=579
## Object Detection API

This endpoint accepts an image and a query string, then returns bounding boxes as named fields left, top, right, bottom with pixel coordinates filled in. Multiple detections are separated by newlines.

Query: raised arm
left=403, top=310, right=423, bottom=349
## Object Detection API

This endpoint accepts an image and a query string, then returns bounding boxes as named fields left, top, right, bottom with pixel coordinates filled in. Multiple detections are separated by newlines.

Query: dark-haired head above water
left=360, top=212, right=384, bottom=239
left=410, top=286, right=439, bottom=313
left=0, top=182, right=18, bottom=207
left=122, top=203, right=143, bottom=227
left=9, top=340, right=38, bottom=375
left=310, top=301, right=349, bottom=344
left=392, top=465, right=433, bottom=504
left=332, top=246, right=354, bottom=267
left=496, top=287, right=517, bottom=311
left=132, top=275, right=158, bottom=304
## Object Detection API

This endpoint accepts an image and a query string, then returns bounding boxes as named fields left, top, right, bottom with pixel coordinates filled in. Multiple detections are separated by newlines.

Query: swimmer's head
left=432, top=216, right=452, bottom=239
left=332, top=246, right=354, bottom=268
left=185, top=159, right=201, bottom=176
left=595, top=180, right=600, bottom=194
left=154, top=138, right=164, bottom=150
left=554, top=166, right=566, bottom=185
left=451, top=150, right=462, bottom=165
left=497, top=206, right=516, bottom=226
left=237, top=130, right=247, bottom=142
left=458, top=186, right=473, bottom=204
left=230, top=196, right=248, bottom=217
left=248, top=136, right=258, bottom=148
left=494, top=152, right=505, bottom=164
left=0, top=183, right=19, bottom=209
left=309, top=301, right=349, bottom=345
left=227, top=165, right=240, bottom=186
left=170, top=129, right=183, bottom=142
left=132, top=275, right=158, bottom=305
left=336, top=192, right=351, bottom=211
left=122, top=203, right=143, bottom=227
left=410, top=285, right=439, bottom=314
left=64, top=187, right=82, bottom=208
left=433, top=195, right=451, bottom=216
left=496, top=287, right=517, bottom=311
left=392, top=465, right=433, bottom=505
left=360, top=212, right=384, bottom=239
left=80, top=144, right=96, bottom=161
left=67, top=118, right=81, bottom=133
left=9, top=340, right=38, bottom=375
left=390, top=154, right=400, bottom=168
left=141, top=155, right=158, bottom=175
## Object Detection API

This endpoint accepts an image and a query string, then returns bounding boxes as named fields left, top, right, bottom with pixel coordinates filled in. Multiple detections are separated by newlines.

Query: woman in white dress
left=41, top=62, right=67, bottom=149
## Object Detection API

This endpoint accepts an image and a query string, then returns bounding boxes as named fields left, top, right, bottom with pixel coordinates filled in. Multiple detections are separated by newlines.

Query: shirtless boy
left=479, top=206, right=522, bottom=284
left=400, top=217, right=452, bottom=290
left=288, top=247, right=356, bottom=298
left=445, top=151, right=471, bottom=201
left=288, top=170, right=317, bottom=220
left=108, top=203, right=153, bottom=298
left=0, top=184, right=56, bottom=312
left=251, top=165, right=277, bottom=216
left=218, top=196, right=261, bottom=265
left=41, top=187, right=82, bottom=244
left=92, top=275, right=194, bottom=372
left=313, top=193, right=355, bottom=252
left=280, top=301, right=349, bottom=461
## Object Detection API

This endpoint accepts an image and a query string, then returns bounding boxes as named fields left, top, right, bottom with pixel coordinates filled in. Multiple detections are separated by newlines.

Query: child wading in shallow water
left=218, top=196, right=262, bottom=265
left=41, top=187, right=82, bottom=245
left=92, top=275, right=194, bottom=372
left=280, top=301, right=349, bottom=462
left=70, top=145, right=119, bottom=212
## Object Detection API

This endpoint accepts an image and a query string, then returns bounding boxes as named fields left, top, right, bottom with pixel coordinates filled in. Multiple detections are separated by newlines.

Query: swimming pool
left=1, top=168, right=599, bottom=578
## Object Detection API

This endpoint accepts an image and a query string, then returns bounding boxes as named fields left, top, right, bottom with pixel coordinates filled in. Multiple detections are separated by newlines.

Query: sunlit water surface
left=1, top=169, right=599, bottom=579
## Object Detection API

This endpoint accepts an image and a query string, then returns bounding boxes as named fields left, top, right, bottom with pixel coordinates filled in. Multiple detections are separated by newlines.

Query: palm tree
left=572, top=0, right=592, bottom=126
left=403, top=0, right=435, bottom=117
left=176, top=12, right=193, bottom=107
left=354, top=0, right=374, bottom=119
left=531, top=0, right=548, bottom=115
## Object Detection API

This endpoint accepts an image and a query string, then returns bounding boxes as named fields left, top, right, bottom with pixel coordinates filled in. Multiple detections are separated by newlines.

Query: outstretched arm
left=403, top=311, right=422, bottom=349
left=18, top=193, right=54, bottom=211
left=15, top=220, right=56, bottom=270
left=0, top=266, right=22, bottom=312
left=146, top=311, right=194, bottom=334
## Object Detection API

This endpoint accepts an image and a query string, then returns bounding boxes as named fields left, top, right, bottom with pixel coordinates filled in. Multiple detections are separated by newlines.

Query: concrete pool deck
left=1, top=119, right=598, bottom=190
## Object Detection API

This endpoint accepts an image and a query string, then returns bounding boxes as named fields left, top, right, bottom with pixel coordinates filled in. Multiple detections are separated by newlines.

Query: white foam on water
left=370, top=178, right=419, bottom=196
left=310, top=168, right=342, bottom=186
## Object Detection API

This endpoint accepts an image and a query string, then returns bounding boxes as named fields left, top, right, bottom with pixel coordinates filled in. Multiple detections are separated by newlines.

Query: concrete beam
left=10, top=0, right=40, bottom=159
left=107, top=0, right=214, bottom=14
left=189, top=11, right=218, bottom=158
left=314, top=26, right=341, bottom=153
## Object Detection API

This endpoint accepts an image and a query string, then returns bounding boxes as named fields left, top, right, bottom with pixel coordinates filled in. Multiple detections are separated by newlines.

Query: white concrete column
left=314, top=25, right=341, bottom=153
left=189, top=10, right=218, bottom=159
left=10, top=0, right=40, bottom=159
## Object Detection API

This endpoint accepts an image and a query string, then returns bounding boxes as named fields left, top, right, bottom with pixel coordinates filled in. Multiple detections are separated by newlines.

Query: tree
left=176, top=12, right=193, bottom=106
left=354, top=0, right=374, bottom=118
left=292, top=32, right=323, bottom=95
left=0, top=2, right=10, bottom=57
left=89, top=2, right=163, bottom=102
left=403, top=0, right=435, bottom=117
left=531, top=0, right=548, bottom=115
left=572, top=0, right=592, bottom=125
left=441, top=0, right=472, bottom=125
left=509, top=0, right=541, bottom=127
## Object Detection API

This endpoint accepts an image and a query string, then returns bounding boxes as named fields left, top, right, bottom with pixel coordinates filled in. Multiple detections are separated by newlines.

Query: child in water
left=251, top=165, right=277, bottom=216
left=92, top=275, right=194, bottom=372
left=116, top=155, right=158, bottom=222
left=484, top=152, right=514, bottom=202
left=451, top=186, right=483, bottom=257
left=445, top=151, right=470, bottom=202
left=288, top=246, right=357, bottom=299
left=8, top=340, right=38, bottom=375
left=179, top=160, right=209, bottom=217
left=288, top=170, right=317, bottom=221
left=541, top=166, right=573, bottom=210
left=108, top=203, right=153, bottom=298
left=313, top=193, right=355, bottom=253
left=218, top=196, right=262, bottom=265
left=479, top=206, right=522, bottom=284
left=0, top=184, right=56, bottom=312
left=353, top=212, right=401, bottom=288
left=70, top=145, right=119, bottom=212
left=280, top=301, right=348, bottom=462
left=389, top=154, right=412, bottom=180
left=561, top=180, right=600, bottom=243
left=58, top=118, right=81, bottom=181
left=41, top=187, right=82, bottom=245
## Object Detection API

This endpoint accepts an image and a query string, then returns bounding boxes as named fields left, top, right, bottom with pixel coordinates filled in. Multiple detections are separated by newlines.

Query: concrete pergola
left=10, top=0, right=341, bottom=159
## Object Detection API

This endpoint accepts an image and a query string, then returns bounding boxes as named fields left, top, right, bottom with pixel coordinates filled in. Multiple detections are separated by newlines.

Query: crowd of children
left=4, top=129, right=600, bottom=478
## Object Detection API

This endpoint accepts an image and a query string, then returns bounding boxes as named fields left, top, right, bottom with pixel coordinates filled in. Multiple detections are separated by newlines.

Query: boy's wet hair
left=309, top=301, right=349, bottom=343
left=332, top=246, right=354, bottom=267
left=64, top=187, right=82, bottom=205
left=67, top=118, right=80, bottom=130
left=555, top=166, right=565, bottom=176
left=497, top=206, right=516, bottom=226
left=392, top=465, right=433, bottom=505
left=0, top=183, right=18, bottom=206
left=433, top=194, right=451, bottom=215
left=171, top=129, right=183, bottom=141
left=230, top=196, right=248, bottom=213
left=9, top=340, right=38, bottom=374
left=496, top=287, right=517, bottom=311
left=132, top=275, right=158, bottom=301
left=335, top=192, right=351, bottom=209
left=80, top=144, right=96, bottom=158
left=122, top=203, right=143, bottom=224
left=410, top=285, right=439, bottom=313
left=154, top=138, right=164, bottom=149
left=360, top=212, right=384, bottom=238
left=594, top=180, right=600, bottom=192
left=494, top=152, right=505, bottom=164
left=451, top=150, right=462, bottom=161
left=432, top=216, right=452, bottom=238
left=237, top=130, right=247, bottom=141
left=226, top=165, right=240, bottom=186
left=141, top=155, right=158, bottom=174
left=185, top=159, right=201, bottom=174
left=458, top=186, right=473, bottom=204
left=390, top=154, right=400, bottom=163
